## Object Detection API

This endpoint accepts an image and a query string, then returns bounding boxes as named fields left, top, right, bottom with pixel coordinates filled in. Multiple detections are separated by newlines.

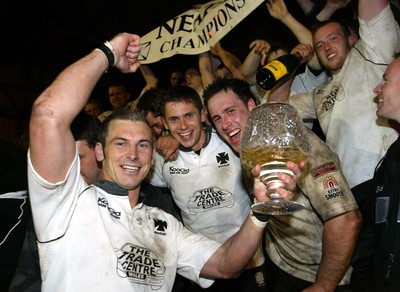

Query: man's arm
left=199, top=52, right=216, bottom=89
left=138, top=64, right=158, bottom=98
left=29, top=33, right=141, bottom=183
left=200, top=162, right=304, bottom=278
left=306, top=210, right=362, bottom=291
left=359, top=0, right=388, bottom=21
left=241, top=39, right=270, bottom=85
left=266, top=0, right=321, bottom=70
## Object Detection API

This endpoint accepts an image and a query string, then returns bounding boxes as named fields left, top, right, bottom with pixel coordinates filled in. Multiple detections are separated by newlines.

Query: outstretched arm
left=241, top=39, right=270, bottom=85
left=266, top=0, right=321, bottom=70
left=138, top=64, right=158, bottom=98
left=199, top=52, right=216, bottom=89
left=29, top=33, right=141, bottom=183
left=315, top=0, right=351, bottom=22
left=359, top=0, right=388, bottom=21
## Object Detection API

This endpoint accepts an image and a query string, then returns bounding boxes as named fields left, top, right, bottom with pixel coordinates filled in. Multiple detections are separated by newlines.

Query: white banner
left=138, top=0, right=264, bottom=64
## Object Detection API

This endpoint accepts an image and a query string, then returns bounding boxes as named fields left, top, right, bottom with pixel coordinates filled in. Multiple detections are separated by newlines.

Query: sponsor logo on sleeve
left=310, top=161, right=337, bottom=180
left=323, top=176, right=344, bottom=200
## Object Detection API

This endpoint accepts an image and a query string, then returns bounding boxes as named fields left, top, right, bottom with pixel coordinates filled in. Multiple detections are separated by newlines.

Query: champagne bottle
left=256, top=53, right=302, bottom=90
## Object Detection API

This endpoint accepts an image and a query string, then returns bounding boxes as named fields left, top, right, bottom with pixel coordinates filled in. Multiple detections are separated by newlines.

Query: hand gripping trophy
left=241, top=102, right=310, bottom=215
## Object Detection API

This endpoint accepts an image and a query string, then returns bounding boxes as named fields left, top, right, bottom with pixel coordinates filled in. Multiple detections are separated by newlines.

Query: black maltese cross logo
left=154, top=219, right=168, bottom=234
left=216, top=152, right=229, bottom=165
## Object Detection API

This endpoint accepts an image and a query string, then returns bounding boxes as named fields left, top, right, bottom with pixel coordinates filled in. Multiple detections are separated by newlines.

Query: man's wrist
left=250, top=212, right=270, bottom=228
left=95, top=41, right=117, bottom=69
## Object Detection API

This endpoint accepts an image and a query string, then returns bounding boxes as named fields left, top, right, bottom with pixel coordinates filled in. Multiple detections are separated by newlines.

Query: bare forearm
left=359, top=0, right=388, bottom=21
left=200, top=215, right=265, bottom=278
left=295, top=0, right=315, bottom=15
left=199, top=52, right=216, bottom=88
left=241, top=53, right=261, bottom=84
left=313, top=211, right=361, bottom=290
left=280, top=13, right=312, bottom=45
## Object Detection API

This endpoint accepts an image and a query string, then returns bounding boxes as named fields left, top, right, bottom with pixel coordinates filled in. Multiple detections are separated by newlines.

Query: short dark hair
left=161, top=86, right=204, bottom=117
left=311, top=20, right=351, bottom=39
left=100, top=107, right=154, bottom=147
left=86, top=99, right=104, bottom=109
left=203, top=78, right=258, bottom=112
left=71, top=112, right=103, bottom=148
left=136, top=87, right=167, bottom=117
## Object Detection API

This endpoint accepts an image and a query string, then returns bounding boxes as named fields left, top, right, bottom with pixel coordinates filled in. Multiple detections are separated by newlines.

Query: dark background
left=0, top=0, right=352, bottom=142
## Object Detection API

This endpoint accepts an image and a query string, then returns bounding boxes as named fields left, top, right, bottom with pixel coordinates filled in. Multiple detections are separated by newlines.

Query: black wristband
left=96, top=42, right=116, bottom=69
left=252, top=211, right=270, bottom=223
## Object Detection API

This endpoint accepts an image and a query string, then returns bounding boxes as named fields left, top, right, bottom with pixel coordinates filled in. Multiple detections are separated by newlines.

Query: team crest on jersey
left=216, top=152, right=230, bottom=167
left=316, top=85, right=344, bottom=121
left=323, top=176, right=344, bottom=200
left=97, top=197, right=121, bottom=219
left=154, top=218, right=167, bottom=235
left=187, top=187, right=234, bottom=214
left=115, top=243, right=165, bottom=289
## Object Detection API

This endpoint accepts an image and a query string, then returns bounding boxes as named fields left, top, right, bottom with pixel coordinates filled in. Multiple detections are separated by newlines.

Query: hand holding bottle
left=249, top=39, right=271, bottom=66
left=290, top=43, right=314, bottom=64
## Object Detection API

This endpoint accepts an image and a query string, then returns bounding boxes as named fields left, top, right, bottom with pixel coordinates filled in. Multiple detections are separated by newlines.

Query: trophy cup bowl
left=240, top=102, right=310, bottom=215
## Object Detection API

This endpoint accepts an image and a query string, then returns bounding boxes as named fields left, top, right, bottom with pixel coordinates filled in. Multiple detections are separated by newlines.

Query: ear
left=247, top=98, right=257, bottom=111
left=95, top=142, right=105, bottom=161
left=348, top=33, right=358, bottom=47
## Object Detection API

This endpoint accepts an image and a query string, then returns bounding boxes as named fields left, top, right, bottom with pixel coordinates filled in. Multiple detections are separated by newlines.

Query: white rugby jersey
left=151, top=128, right=252, bottom=244
left=28, top=152, right=221, bottom=291
left=290, top=4, right=400, bottom=188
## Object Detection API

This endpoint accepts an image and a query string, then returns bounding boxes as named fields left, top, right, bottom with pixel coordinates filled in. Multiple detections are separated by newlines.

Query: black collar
left=95, top=180, right=145, bottom=203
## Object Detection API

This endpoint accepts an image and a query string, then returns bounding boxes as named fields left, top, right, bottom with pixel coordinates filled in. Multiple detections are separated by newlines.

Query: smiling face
left=163, top=100, right=206, bottom=152
left=108, top=85, right=131, bottom=110
left=96, top=119, right=155, bottom=192
left=374, top=58, right=400, bottom=123
left=207, top=90, right=256, bottom=153
left=313, top=22, right=354, bottom=75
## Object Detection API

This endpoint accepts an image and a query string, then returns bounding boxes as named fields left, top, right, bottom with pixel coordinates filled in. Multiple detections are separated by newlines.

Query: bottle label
left=263, top=60, right=288, bottom=80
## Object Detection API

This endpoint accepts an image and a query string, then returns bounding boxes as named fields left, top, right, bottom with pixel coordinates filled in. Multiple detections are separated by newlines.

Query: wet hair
left=71, top=112, right=104, bottom=148
left=203, top=78, right=259, bottom=112
left=161, top=86, right=204, bottom=117
left=99, top=107, right=155, bottom=147
left=136, top=87, right=167, bottom=118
